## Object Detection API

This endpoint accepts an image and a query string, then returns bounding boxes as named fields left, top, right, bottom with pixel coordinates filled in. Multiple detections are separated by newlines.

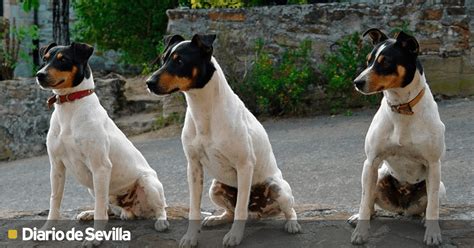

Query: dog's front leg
left=83, top=162, right=112, bottom=248
left=41, top=160, right=66, bottom=231
left=351, top=158, right=380, bottom=245
left=424, top=160, right=442, bottom=246
left=179, top=160, right=203, bottom=248
left=223, top=163, right=253, bottom=247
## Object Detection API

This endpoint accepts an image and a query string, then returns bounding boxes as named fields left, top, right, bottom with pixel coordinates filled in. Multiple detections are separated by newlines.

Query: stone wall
left=0, top=75, right=126, bottom=161
left=167, top=1, right=474, bottom=96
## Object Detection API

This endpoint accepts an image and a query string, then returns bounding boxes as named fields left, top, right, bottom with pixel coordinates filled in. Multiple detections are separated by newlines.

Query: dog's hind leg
left=273, top=178, right=302, bottom=234
left=202, top=180, right=235, bottom=227
left=138, top=174, right=169, bottom=232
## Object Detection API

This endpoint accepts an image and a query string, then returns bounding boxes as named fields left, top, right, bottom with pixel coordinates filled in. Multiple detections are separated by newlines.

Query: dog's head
left=353, top=28, right=423, bottom=95
left=36, top=42, right=94, bottom=89
left=146, top=34, right=217, bottom=95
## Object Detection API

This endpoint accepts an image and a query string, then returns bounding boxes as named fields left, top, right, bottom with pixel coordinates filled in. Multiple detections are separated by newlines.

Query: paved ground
left=1, top=204, right=473, bottom=247
left=0, top=98, right=473, bottom=214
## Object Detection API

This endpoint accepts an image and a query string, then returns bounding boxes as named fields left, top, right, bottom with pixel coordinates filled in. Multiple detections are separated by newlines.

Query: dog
left=349, top=29, right=446, bottom=246
left=36, top=42, right=169, bottom=246
left=146, top=34, right=302, bottom=247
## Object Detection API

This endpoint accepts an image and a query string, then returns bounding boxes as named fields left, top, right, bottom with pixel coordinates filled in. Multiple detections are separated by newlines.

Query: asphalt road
left=1, top=98, right=473, bottom=213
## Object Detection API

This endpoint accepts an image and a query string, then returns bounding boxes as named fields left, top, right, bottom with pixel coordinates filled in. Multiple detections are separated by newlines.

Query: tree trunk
left=52, top=0, right=70, bottom=45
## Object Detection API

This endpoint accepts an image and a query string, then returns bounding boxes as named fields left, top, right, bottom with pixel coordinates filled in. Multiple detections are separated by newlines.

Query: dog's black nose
left=146, top=79, right=157, bottom=92
left=354, top=80, right=365, bottom=90
left=36, top=72, right=47, bottom=82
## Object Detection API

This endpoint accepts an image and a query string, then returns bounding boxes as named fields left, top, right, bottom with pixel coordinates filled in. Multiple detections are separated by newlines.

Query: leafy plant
left=191, top=0, right=244, bottom=8
left=238, top=39, right=314, bottom=116
left=0, top=18, right=39, bottom=80
left=319, top=32, right=379, bottom=112
left=390, top=20, right=413, bottom=36
left=189, top=0, right=307, bottom=8
left=141, top=41, right=166, bottom=75
left=73, top=0, right=176, bottom=66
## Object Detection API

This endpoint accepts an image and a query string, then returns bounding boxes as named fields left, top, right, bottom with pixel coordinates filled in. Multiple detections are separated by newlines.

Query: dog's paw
left=77, top=210, right=94, bottom=221
left=39, top=220, right=57, bottom=232
left=351, top=222, right=370, bottom=245
left=347, top=214, right=359, bottom=227
left=223, top=229, right=244, bottom=247
left=82, top=238, right=102, bottom=248
left=179, top=232, right=199, bottom=248
left=120, top=209, right=135, bottom=220
left=424, top=221, right=442, bottom=246
left=202, top=213, right=233, bottom=227
left=223, top=222, right=245, bottom=247
left=284, top=220, right=302, bottom=234
left=154, top=219, right=170, bottom=232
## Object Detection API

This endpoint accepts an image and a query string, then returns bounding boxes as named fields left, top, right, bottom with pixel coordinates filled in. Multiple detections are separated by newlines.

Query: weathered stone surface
left=422, top=56, right=474, bottom=96
left=167, top=2, right=473, bottom=97
left=421, top=8, right=443, bottom=20
left=0, top=78, right=52, bottom=161
left=0, top=75, right=128, bottom=161
left=94, top=73, right=127, bottom=119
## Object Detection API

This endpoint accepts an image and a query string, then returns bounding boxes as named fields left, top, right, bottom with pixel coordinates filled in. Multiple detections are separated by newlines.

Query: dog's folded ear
left=39, top=42, right=57, bottom=59
left=71, top=42, right=94, bottom=63
left=163, top=34, right=185, bottom=52
left=191, top=34, right=216, bottom=56
left=395, top=31, right=419, bottom=55
left=363, top=28, right=388, bottom=45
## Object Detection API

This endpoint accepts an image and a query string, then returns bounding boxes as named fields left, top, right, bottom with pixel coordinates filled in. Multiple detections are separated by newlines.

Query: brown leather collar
left=47, top=89, right=94, bottom=109
left=388, top=88, right=425, bottom=115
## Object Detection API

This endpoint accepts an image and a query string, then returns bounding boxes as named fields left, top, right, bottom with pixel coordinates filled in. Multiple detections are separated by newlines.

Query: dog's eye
left=177, top=58, right=184, bottom=66
left=381, top=58, right=391, bottom=68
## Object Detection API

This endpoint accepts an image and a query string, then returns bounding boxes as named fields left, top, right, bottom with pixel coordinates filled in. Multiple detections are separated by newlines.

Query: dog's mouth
left=354, top=86, right=379, bottom=95
left=50, top=79, right=66, bottom=87
left=147, top=84, right=179, bottom=95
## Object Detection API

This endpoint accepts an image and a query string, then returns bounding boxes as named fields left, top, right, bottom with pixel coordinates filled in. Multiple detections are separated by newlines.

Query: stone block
left=421, top=8, right=443, bottom=20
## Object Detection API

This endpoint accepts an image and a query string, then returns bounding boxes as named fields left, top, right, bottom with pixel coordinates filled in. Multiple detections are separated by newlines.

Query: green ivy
left=319, top=32, right=380, bottom=112
left=237, top=39, right=314, bottom=116
left=191, top=0, right=244, bottom=8
left=72, top=0, right=176, bottom=66
left=190, top=0, right=307, bottom=8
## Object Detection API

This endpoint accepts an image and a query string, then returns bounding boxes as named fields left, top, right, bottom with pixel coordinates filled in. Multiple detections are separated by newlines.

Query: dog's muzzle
left=354, top=79, right=366, bottom=92
left=146, top=79, right=157, bottom=92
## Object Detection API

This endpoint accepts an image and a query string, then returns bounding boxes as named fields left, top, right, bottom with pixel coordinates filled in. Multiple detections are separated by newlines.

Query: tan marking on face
left=57, top=53, right=63, bottom=60
left=367, top=65, right=406, bottom=92
left=44, top=53, right=50, bottom=60
left=366, top=53, right=372, bottom=64
left=47, top=65, right=78, bottom=89
left=172, top=53, right=178, bottom=60
left=377, top=55, right=384, bottom=63
left=158, top=72, right=193, bottom=92
left=192, top=67, right=198, bottom=78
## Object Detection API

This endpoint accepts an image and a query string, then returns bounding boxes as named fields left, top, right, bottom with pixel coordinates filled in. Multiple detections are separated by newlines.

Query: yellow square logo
left=8, top=229, right=17, bottom=239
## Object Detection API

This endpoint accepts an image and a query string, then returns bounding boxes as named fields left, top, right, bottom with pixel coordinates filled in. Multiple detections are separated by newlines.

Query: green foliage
left=21, top=0, right=40, bottom=12
left=190, top=0, right=307, bottom=8
left=319, top=32, right=378, bottom=112
left=191, top=0, right=244, bottom=8
left=390, top=20, right=413, bottom=36
left=0, top=19, right=39, bottom=80
left=141, top=41, right=165, bottom=75
left=73, top=0, right=176, bottom=66
left=238, top=39, right=313, bottom=116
